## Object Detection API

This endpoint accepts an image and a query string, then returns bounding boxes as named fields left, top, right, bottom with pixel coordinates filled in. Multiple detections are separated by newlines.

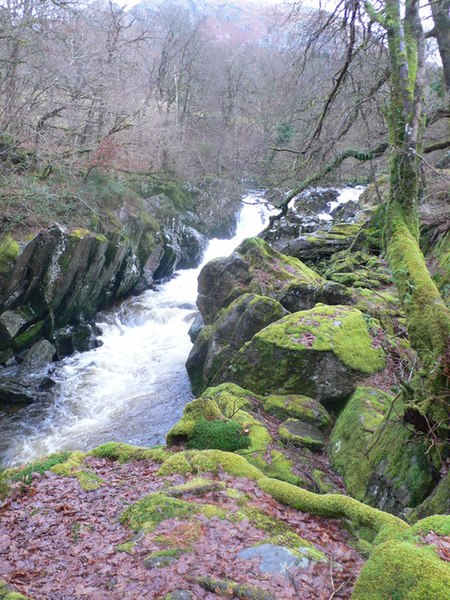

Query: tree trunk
left=380, top=0, right=450, bottom=363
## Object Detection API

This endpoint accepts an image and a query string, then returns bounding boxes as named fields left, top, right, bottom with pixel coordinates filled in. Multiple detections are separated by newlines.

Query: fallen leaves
left=0, top=457, right=364, bottom=599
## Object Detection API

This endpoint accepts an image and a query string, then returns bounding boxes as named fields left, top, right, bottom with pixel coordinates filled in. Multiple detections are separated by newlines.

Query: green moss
left=120, top=491, right=227, bottom=532
left=258, top=476, right=407, bottom=537
left=0, top=235, right=19, bottom=275
left=7, top=451, right=71, bottom=485
left=89, top=442, right=170, bottom=463
left=12, top=320, right=45, bottom=350
left=50, top=451, right=103, bottom=491
left=0, top=581, right=30, bottom=600
left=329, top=387, right=389, bottom=500
left=262, top=394, right=331, bottom=430
left=166, top=477, right=226, bottom=497
left=200, top=383, right=255, bottom=414
left=409, top=515, right=450, bottom=537
left=166, top=398, right=223, bottom=446
left=409, top=473, right=450, bottom=521
left=352, top=539, right=450, bottom=599
left=158, top=450, right=264, bottom=480
left=385, top=199, right=450, bottom=360
left=115, top=540, right=136, bottom=555
left=187, top=417, right=251, bottom=452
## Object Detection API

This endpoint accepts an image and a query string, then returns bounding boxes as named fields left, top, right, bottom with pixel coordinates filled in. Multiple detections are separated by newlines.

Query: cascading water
left=0, top=191, right=273, bottom=467
left=0, top=186, right=364, bottom=467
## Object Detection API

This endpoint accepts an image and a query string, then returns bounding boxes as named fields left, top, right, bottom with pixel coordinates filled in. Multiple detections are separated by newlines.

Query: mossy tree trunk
left=367, top=0, right=450, bottom=362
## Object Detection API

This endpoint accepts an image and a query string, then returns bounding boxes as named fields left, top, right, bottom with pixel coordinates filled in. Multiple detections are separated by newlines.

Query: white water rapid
left=0, top=191, right=274, bottom=467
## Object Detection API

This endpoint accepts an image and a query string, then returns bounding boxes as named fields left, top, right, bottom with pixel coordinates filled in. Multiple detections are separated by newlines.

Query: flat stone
left=278, top=419, right=325, bottom=451
left=237, top=543, right=310, bottom=574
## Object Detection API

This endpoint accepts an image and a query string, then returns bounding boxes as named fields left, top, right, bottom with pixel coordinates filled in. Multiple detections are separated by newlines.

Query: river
left=0, top=186, right=364, bottom=468
left=0, top=191, right=273, bottom=467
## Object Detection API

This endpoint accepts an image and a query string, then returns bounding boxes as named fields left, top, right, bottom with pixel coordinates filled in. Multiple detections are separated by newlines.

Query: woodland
left=0, top=0, right=449, bottom=598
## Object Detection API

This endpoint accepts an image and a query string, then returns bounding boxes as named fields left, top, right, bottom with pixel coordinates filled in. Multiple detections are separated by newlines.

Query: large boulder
left=329, top=387, right=438, bottom=514
left=197, top=237, right=333, bottom=324
left=223, top=305, right=386, bottom=403
left=186, top=293, right=286, bottom=395
left=275, top=223, right=362, bottom=263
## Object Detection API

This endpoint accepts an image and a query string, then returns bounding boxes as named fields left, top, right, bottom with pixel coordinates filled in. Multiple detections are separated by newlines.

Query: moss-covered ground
left=1, top=443, right=448, bottom=599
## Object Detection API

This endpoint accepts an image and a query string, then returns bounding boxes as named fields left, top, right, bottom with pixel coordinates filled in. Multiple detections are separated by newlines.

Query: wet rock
left=0, top=310, right=27, bottom=345
left=177, top=226, right=207, bottom=269
left=187, top=293, right=286, bottom=395
left=20, top=340, right=56, bottom=372
left=0, top=218, right=164, bottom=358
left=188, top=313, right=204, bottom=343
left=278, top=419, right=325, bottom=451
left=331, top=200, right=360, bottom=222
left=0, top=376, right=38, bottom=404
left=237, top=543, right=310, bottom=573
left=53, top=323, right=102, bottom=358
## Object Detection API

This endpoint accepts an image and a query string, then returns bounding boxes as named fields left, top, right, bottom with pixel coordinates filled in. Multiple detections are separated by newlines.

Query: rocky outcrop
left=223, top=305, right=386, bottom=403
left=196, top=237, right=351, bottom=325
left=0, top=208, right=206, bottom=367
left=329, top=387, right=438, bottom=515
left=186, top=293, right=286, bottom=395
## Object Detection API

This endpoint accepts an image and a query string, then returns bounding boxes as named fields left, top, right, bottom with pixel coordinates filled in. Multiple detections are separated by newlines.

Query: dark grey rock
left=188, top=312, right=204, bottom=342
left=20, top=340, right=56, bottom=372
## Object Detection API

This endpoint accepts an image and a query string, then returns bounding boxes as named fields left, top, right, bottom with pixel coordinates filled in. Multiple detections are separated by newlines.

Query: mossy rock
left=329, top=387, right=438, bottom=513
left=0, top=235, right=20, bottom=276
left=329, top=387, right=389, bottom=500
left=352, top=538, right=450, bottom=599
left=409, top=473, right=450, bottom=521
left=278, top=419, right=325, bottom=451
left=225, top=305, right=386, bottom=402
left=262, top=393, right=331, bottom=430
left=324, top=249, right=393, bottom=290
left=120, top=491, right=227, bottom=533
left=197, top=237, right=322, bottom=324
left=186, top=293, right=286, bottom=395
left=276, top=223, right=363, bottom=263
left=166, top=388, right=304, bottom=486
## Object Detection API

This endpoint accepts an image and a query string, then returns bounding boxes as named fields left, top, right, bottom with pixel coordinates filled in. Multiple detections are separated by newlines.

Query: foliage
left=187, top=417, right=251, bottom=452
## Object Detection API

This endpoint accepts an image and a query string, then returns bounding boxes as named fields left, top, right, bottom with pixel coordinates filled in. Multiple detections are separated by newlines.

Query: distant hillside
left=131, top=0, right=286, bottom=45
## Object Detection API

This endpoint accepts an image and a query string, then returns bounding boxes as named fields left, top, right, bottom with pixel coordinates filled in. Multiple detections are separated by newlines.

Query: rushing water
left=0, top=186, right=364, bottom=467
left=0, top=191, right=273, bottom=467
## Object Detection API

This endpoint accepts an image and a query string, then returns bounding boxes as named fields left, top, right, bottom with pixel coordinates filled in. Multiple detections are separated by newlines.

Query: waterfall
left=0, top=191, right=273, bottom=466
